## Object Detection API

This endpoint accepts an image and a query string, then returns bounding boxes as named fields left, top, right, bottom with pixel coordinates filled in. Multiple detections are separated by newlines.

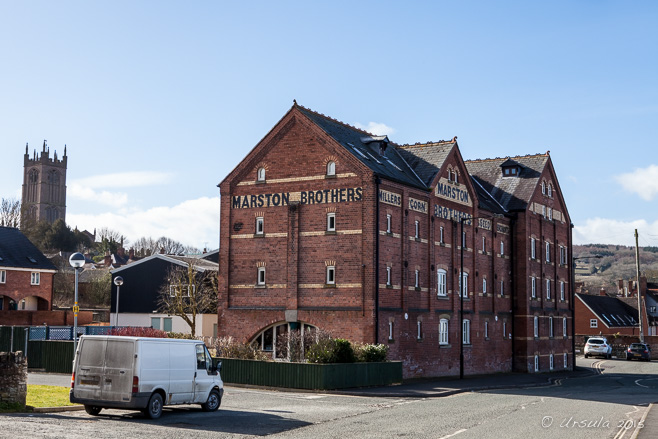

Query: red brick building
left=0, top=227, right=57, bottom=313
left=217, top=103, right=573, bottom=377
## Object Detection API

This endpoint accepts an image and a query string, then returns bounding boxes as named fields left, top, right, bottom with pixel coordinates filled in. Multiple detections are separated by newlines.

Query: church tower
left=21, top=140, right=68, bottom=226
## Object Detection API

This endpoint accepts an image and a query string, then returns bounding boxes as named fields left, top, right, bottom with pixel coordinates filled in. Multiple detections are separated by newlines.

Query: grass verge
left=0, top=385, right=79, bottom=413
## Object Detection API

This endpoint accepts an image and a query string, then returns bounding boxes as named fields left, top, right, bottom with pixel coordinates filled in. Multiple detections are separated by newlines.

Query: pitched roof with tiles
left=296, top=105, right=427, bottom=190
left=0, top=227, right=57, bottom=271
left=465, top=153, right=549, bottom=212
left=577, top=293, right=639, bottom=328
left=396, top=141, right=455, bottom=187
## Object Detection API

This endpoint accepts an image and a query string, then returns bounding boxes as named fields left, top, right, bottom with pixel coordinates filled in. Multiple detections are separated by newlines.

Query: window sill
left=414, top=287, right=421, bottom=292
left=388, top=338, right=395, bottom=344
left=325, top=231, right=337, bottom=235
left=255, top=285, right=267, bottom=289
left=386, top=284, right=393, bottom=289
left=414, top=237, right=421, bottom=242
left=255, top=180, right=266, bottom=185
left=436, top=295, right=448, bottom=300
left=417, top=337, right=423, bottom=342
left=254, top=233, right=265, bottom=238
left=439, top=343, right=451, bottom=348
left=325, top=174, right=336, bottom=179
left=324, top=284, right=336, bottom=289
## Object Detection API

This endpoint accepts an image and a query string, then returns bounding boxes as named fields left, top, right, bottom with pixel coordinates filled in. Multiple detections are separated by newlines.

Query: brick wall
left=0, top=310, right=94, bottom=326
left=0, top=269, right=54, bottom=310
left=0, top=351, right=27, bottom=408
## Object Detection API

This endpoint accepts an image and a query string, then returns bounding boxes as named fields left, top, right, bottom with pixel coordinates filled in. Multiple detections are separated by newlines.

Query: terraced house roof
left=0, top=226, right=57, bottom=271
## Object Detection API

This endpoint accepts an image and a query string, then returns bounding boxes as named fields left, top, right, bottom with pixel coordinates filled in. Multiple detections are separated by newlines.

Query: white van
left=70, top=335, right=223, bottom=419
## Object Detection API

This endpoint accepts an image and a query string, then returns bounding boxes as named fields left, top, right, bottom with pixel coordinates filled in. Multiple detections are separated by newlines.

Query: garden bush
left=354, top=343, right=389, bottom=362
left=109, top=327, right=168, bottom=338
left=215, top=336, right=270, bottom=361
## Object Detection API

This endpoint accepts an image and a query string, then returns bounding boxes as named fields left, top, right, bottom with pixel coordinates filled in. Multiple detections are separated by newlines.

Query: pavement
left=26, top=366, right=658, bottom=437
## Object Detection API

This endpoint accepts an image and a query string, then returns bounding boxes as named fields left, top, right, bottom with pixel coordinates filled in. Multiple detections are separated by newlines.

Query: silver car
left=584, top=337, right=612, bottom=359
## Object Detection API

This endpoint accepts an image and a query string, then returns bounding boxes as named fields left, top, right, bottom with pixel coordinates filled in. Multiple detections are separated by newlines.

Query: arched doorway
left=250, top=322, right=317, bottom=360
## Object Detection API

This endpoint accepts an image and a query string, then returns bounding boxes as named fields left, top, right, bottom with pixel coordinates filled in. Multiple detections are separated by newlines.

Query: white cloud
left=68, top=184, right=128, bottom=207
left=573, top=217, right=658, bottom=246
left=354, top=122, right=396, bottom=136
left=71, top=171, right=173, bottom=189
left=614, top=165, right=658, bottom=201
left=67, top=196, right=219, bottom=250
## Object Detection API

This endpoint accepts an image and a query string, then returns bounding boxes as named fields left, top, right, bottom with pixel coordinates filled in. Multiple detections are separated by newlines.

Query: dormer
left=500, top=158, right=522, bottom=177
left=361, top=135, right=390, bottom=157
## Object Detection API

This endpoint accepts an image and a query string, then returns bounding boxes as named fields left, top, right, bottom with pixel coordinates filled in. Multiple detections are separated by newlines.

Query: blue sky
left=1, top=1, right=657, bottom=249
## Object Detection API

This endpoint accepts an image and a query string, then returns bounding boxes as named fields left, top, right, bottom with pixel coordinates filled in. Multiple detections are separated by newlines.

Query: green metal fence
left=218, top=358, right=403, bottom=390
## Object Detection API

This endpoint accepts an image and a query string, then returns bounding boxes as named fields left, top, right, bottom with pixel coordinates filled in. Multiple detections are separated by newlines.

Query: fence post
left=10, top=326, right=14, bottom=352
left=24, top=328, right=29, bottom=365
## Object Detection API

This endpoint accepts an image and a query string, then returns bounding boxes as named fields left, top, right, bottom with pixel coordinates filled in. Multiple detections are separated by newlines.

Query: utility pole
left=635, top=229, right=644, bottom=342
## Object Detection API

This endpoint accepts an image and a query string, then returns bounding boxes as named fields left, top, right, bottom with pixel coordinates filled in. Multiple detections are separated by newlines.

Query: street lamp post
left=68, top=253, right=85, bottom=355
left=113, top=276, right=124, bottom=327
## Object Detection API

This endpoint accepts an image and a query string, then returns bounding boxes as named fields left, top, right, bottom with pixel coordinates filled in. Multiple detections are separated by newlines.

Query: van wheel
left=143, top=393, right=163, bottom=419
left=201, top=389, right=221, bottom=412
left=84, top=405, right=102, bottom=416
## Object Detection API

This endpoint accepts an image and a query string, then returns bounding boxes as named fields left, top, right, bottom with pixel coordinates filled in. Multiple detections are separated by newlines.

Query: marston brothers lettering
left=233, top=187, right=363, bottom=209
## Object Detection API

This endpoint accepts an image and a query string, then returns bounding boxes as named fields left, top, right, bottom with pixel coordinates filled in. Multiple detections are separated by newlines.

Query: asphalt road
left=13, top=357, right=658, bottom=439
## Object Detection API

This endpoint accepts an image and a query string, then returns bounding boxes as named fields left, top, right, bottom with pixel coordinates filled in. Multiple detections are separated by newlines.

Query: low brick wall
left=0, top=351, right=27, bottom=408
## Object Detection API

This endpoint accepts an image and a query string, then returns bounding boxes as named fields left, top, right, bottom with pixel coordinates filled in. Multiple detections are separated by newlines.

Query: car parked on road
left=626, top=342, right=651, bottom=361
left=584, top=337, right=612, bottom=359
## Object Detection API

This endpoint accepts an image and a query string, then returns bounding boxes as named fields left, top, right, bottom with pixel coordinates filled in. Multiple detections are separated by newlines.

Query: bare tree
left=132, top=236, right=159, bottom=257
left=157, top=262, right=218, bottom=337
left=0, top=198, right=21, bottom=227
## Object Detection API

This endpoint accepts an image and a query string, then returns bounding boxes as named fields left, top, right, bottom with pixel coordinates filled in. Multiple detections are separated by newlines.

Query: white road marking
left=438, top=428, right=467, bottom=439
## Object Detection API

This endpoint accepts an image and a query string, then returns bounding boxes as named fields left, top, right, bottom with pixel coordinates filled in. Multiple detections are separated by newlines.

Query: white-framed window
left=462, top=319, right=471, bottom=344
left=326, top=266, right=336, bottom=285
left=482, top=278, right=487, bottom=295
left=415, top=220, right=420, bottom=239
left=564, top=353, right=568, bottom=368
left=548, top=208, right=553, bottom=221
left=563, top=317, right=567, bottom=337
left=484, top=321, right=489, bottom=339
left=31, top=272, right=40, bottom=285
left=531, top=277, right=536, bottom=298
left=590, top=319, right=598, bottom=328
left=417, top=320, right=422, bottom=340
left=169, top=284, right=194, bottom=297
left=534, top=355, right=540, bottom=372
left=257, top=167, right=266, bottom=182
left=439, top=226, right=444, bottom=244
left=257, top=267, right=266, bottom=286
left=560, top=281, right=565, bottom=301
left=459, top=272, right=468, bottom=298
left=326, top=161, right=336, bottom=176
left=454, top=172, right=458, bottom=184
left=549, top=317, right=554, bottom=338
left=386, top=214, right=392, bottom=234
left=327, top=213, right=336, bottom=232
left=0, top=270, right=5, bottom=284
left=500, top=241, right=504, bottom=256
left=503, top=321, right=507, bottom=339
left=542, top=205, right=546, bottom=218
left=560, top=246, right=568, bottom=265
left=550, top=353, right=554, bottom=370
left=534, top=316, right=539, bottom=338
left=386, top=266, right=392, bottom=286
left=541, top=181, right=546, bottom=195
left=482, top=236, right=486, bottom=252
left=151, top=317, right=161, bottom=330
left=388, top=321, right=394, bottom=341
left=546, top=279, right=551, bottom=300
left=531, top=237, right=536, bottom=259
left=548, top=184, right=553, bottom=197
left=500, top=280, right=504, bottom=297
left=414, top=270, right=420, bottom=289
left=437, top=269, right=447, bottom=296
left=256, top=216, right=264, bottom=235
left=546, top=242, right=551, bottom=262
left=439, top=319, right=449, bottom=345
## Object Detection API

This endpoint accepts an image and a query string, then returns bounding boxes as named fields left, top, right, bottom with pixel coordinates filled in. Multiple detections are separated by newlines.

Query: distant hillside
left=573, top=244, right=658, bottom=291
